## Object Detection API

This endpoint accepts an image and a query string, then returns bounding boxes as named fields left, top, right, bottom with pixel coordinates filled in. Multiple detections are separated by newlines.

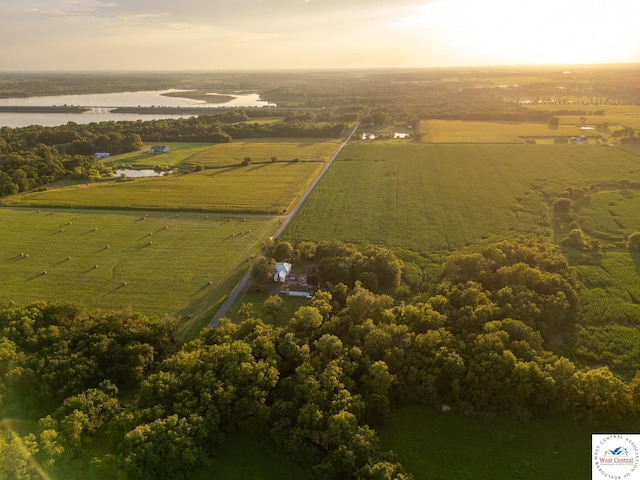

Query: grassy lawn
left=0, top=208, right=279, bottom=330
left=196, top=434, right=305, bottom=480
left=106, top=142, right=213, bottom=168
left=379, top=405, right=640, bottom=480
left=283, top=143, right=640, bottom=253
left=226, top=288, right=310, bottom=327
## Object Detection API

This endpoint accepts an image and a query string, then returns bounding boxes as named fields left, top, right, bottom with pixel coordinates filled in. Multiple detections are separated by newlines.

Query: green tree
left=120, top=414, right=207, bottom=480
left=273, top=241, right=294, bottom=262
left=0, top=429, right=39, bottom=480
left=250, top=256, right=274, bottom=284
left=263, top=295, right=284, bottom=320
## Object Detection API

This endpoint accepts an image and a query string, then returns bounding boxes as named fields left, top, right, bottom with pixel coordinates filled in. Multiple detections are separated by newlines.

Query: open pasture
left=186, top=138, right=340, bottom=166
left=3, top=158, right=326, bottom=213
left=109, top=139, right=340, bottom=169
left=0, top=208, right=279, bottom=322
left=420, top=119, right=591, bottom=143
left=379, top=405, right=640, bottom=480
left=283, top=143, right=640, bottom=253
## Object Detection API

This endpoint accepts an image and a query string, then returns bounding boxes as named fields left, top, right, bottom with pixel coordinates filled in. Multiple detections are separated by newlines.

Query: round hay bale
left=208, top=280, right=213, bottom=285
left=60, top=229, right=64, bottom=232
left=123, top=281, right=128, bottom=286
left=43, top=270, right=48, bottom=275
left=95, top=264, right=99, bottom=269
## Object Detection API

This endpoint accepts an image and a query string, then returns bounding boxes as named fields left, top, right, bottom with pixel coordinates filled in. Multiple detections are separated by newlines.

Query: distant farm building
left=273, top=262, right=292, bottom=283
left=570, top=136, right=589, bottom=145
left=150, top=146, right=170, bottom=154
left=94, top=152, right=110, bottom=159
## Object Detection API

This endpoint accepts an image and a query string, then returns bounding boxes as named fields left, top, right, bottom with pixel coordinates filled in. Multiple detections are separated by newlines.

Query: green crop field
left=284, top=143, right=640, bottom=253
left=379, top=405, right=640, bottom=480
left=0, top=208, right=279, bottom=330
left=555, top=187, right=640, bottom=374
left=419, top=119, right=592, bottom=143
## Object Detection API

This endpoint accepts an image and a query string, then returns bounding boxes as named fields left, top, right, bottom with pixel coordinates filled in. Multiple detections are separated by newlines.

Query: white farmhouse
left=273, top=262, right=292, bottom=283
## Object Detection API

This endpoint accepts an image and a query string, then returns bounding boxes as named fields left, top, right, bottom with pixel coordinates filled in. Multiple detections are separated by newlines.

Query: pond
left=114, top=168, right=169, bottom=178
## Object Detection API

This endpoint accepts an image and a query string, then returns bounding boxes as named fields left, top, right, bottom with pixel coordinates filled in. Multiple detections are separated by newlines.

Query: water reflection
left=114, top=169, right=168, bottom=178
left=0, top=90, right=277, bottom=128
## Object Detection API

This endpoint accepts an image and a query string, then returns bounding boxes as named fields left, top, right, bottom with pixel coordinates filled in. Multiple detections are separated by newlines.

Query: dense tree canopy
left=1, top=239, right=637, bottom=479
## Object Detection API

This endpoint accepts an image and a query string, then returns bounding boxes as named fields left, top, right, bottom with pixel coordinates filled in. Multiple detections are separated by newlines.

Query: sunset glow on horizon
left=1, top=0, right=638, bottom=71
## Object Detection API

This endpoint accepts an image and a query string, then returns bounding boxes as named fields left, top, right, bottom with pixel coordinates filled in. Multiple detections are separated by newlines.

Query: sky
left=1, top=0, right=639, bottom=71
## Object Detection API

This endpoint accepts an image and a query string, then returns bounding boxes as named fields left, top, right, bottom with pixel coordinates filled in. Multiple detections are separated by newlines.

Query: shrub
left=628, top=232, right=640, bottom=252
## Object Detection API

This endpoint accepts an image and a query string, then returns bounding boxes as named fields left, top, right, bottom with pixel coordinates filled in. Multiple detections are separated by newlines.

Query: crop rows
left=284, top=143, right=640, bottom=253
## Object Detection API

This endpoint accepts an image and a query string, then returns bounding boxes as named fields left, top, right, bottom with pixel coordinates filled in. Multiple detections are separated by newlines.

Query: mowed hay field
left=2, top=140, right=340, bottom=213
left=284, top=143, right=640, bottom=253
left=419, top=119, right=590, bottom=143
left=0, top=208, right=279, bottom=321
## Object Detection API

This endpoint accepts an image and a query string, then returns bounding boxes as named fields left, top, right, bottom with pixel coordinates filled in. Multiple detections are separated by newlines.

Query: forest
left=2, top=239, right=639, bottom=479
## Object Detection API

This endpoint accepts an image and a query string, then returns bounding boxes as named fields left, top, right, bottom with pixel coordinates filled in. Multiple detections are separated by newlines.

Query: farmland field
left=1, top=140, right=340, bottom=212
left=419, top=119, right=594, bottom=143
left=526, top=104, right=640, bottom=130
left=557, top=187, right=640, bottom=375
left=283, top=143, right=640, bottom=253
left=379, top=405, right=640, bottom=480
left=0, top=208, right=279, bottom=329
left=110, top=139, right=339, bottom=169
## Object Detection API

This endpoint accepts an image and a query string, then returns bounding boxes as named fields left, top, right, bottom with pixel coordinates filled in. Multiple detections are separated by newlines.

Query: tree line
left=2, top=238, right=639, bottom=479
left=0, top=112, right=349, bottom=198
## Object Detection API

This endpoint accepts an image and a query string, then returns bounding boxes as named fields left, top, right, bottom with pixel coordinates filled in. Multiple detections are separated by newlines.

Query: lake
left=0, top=90, right=276, bottom=128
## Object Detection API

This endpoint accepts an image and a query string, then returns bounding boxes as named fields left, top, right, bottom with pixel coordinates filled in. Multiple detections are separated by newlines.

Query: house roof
left=273, top=262, right=292, bottom=282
